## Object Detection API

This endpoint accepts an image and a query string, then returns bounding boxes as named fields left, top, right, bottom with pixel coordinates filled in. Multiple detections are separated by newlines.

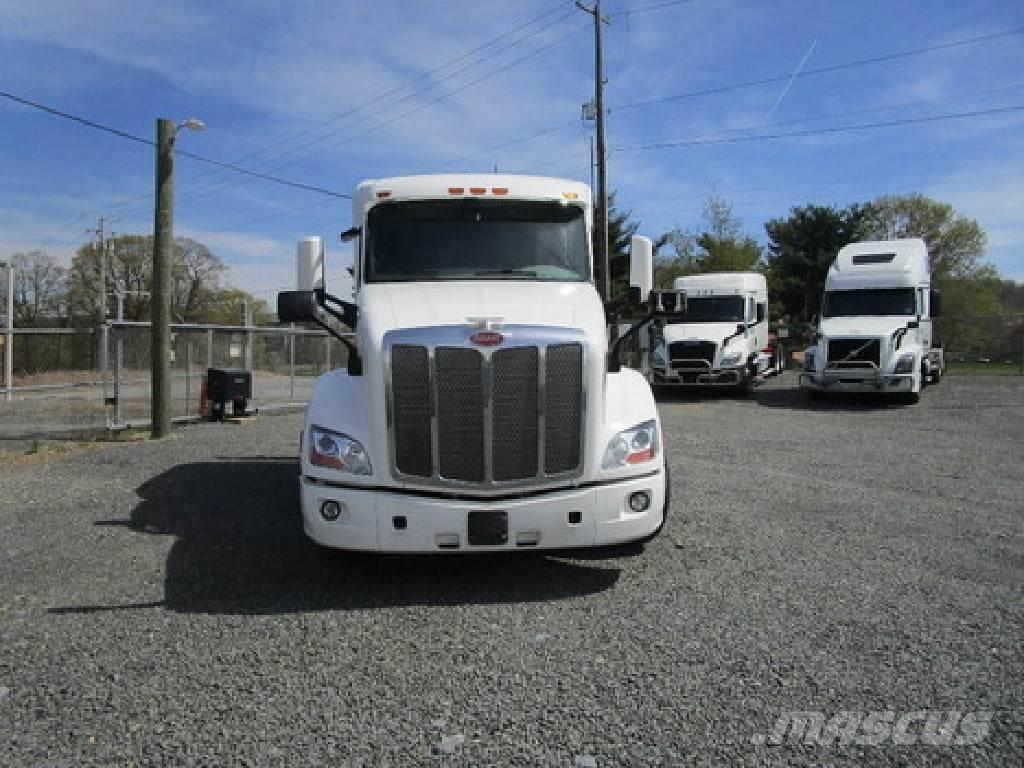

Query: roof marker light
left=469, top=187, right=486, bottom=195
left=562, top=191, right=579, bottom=200
left=376, top=191, right=391, bottom=199
left=491, top=187, right=508, bottom=195
left=448, top=187, right=464, bottom=195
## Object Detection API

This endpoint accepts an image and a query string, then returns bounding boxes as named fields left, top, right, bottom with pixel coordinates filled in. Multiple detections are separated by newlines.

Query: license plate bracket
left=467, top=510, right=508, bottom=546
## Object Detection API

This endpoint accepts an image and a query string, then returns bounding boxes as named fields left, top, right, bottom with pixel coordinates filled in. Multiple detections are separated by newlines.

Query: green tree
left=764, top=204, right=866, bottom=322
left=654, top=195, right=761, bottom=287
left=857, top=193, right=987, bottom=281
left=600, top=192, right=641, bottom=299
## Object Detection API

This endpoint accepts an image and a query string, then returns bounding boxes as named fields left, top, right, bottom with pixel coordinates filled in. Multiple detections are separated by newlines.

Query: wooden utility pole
left=151, top=118, right=175, bottom=438
left=576, top=0, right=610, bottom=301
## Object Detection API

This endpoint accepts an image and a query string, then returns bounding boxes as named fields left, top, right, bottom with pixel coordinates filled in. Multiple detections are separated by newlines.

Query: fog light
left=320, top=500, right=341, bottom=521
left=628, top=491, right=651, bottom=513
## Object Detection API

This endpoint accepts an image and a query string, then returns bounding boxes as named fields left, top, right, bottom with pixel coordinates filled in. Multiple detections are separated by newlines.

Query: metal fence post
left=114, top=327, right=123, bottom=426
left=289, top=324, right=296, bottom=401
left=206, top=329, right=214, bottom=371
left=100, top=323, right=109, bottom=421
left=184, top=337, right=192, bottom=418
left=3, top=261, right=12, bottom=402
left=324, top=333, right=331, bottom=372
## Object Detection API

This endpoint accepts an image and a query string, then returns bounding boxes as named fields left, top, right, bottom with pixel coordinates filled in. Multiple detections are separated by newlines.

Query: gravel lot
left=1, top=374, right=1021, bottom=766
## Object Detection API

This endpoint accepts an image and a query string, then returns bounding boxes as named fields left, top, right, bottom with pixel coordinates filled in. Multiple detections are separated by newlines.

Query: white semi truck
left=278, top=175, right=683, bottom=553
left=799, top=237, right=944, bottom=403
left=649, top=272, right=783, bottom=393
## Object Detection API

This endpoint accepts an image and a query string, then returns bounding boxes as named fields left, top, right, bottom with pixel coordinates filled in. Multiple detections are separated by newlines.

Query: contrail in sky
left=767, top=38, right=818, bottom=119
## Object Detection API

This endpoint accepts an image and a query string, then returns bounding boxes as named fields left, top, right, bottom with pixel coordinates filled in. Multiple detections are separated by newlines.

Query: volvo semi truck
left=799, top=238, right=944, bottom=403
left=649, top=272, right=783, bottom=393
left=278, top=175, right=681, bottom=553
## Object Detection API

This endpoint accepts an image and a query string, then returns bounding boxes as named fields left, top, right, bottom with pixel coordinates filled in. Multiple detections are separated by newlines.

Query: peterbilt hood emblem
left=470, top=331, right=504, bottom=346
left=466, top=316, right=505, bottom=346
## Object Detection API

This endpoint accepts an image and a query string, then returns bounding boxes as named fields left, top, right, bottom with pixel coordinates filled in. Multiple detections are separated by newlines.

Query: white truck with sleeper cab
left=278, top=174, right=681, bottom=553
left=799, top=238, right=943, bottom=403
left=649, top=272, right=783, bottom=393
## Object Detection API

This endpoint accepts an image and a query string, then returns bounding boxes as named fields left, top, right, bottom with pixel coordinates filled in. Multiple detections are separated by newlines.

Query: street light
left=151, top=116, right=204, bottom=438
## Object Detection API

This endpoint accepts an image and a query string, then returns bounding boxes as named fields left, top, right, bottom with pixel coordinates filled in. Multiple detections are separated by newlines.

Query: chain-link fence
left=0, top=322, right=351, bottom=439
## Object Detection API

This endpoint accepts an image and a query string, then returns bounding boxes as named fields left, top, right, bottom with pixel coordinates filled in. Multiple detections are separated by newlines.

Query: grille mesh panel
left=544, top=343, right=582, bottom=473
left=669, top=341, right=716, bottom=369
left=827, top=338, right=880, bottom=366
left=436, top=347, right=485, bottom=481
left=491, top=347, right=539, bottom=481
left=390, top=345, right=432, bottom=477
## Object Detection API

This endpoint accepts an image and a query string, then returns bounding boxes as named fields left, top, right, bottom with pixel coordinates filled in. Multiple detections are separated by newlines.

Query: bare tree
left=10, top=250, right=67, bottom=326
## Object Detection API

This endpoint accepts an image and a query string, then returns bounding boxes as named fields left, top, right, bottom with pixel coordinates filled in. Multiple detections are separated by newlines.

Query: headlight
left=308, top=425, right=372, bottom=475
left=894, top=353, right=915, bottom=374
left=602, top=419, right=658, bottom=469
left=720, top=350, right=743, bottom=366
left=650, top=344, right=667, bottom=367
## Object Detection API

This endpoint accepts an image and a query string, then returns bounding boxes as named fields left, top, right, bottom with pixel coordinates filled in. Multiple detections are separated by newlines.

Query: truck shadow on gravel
left=84, top=459, right=622, bottom=615
left=752, top=386, right=914, bottom=411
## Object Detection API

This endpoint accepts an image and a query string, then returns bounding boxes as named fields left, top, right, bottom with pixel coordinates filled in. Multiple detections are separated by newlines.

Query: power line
left=0, top=89, right=352, bottom=199
left=614, top=0, right=698, bottom=17
left=613, top=27, right=1024, bottom=111
left=614, top=82, right=1024, bottom=149
left=613, top=104, right=1024, bottom=151
left=74, top=4, right=577, bottom=219
left=110, top=14, right=586, bottom=220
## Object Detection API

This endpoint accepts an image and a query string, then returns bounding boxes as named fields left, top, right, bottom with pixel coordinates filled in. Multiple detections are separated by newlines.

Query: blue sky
left=1, top=0, right=1023, bottom=305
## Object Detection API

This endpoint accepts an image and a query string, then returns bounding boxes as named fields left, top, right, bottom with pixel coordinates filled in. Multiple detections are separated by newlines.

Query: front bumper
left=799, top=370, right=915, bottom=393
left=300, top=469, right=666, bottom=552
left=652, top=366, right=746, bottom=386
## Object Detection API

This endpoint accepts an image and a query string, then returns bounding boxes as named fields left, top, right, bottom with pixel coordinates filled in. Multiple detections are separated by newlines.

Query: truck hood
left=360, top=281, right=602, bottom=331
left=820, top=316, right=915, bottom=338
left=662, top=322, right=744, bottom=345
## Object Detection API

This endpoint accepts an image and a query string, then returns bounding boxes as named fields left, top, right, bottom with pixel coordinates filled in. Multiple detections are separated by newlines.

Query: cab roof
left=828, top=238, right=930, bottom=289
left=353, top=174, right=591, bottom=214
left=672, top=271, right=767, bottom=293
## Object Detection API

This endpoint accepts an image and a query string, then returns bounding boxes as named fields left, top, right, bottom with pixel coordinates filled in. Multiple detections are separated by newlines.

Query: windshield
left=682, top=296, right=745, bottom=322
left=364, top=199, right=589, bottom=282
left=823, top=288, right=915, bottom=317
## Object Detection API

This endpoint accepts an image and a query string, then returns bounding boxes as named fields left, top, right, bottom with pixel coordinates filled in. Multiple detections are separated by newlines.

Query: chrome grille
left=386, top=328, right=585, bottom=487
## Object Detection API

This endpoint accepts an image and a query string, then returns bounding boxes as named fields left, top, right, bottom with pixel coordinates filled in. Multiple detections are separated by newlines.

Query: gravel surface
left=1, top=374, right=1021, bottom=766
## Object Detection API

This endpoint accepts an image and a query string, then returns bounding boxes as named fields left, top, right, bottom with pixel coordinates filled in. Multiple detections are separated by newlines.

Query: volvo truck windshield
left=823, top=288, right=915, bottom=317
left=365, top=199, right=588, bottom=282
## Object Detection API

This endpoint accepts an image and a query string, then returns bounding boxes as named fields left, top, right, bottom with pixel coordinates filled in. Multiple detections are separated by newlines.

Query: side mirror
left=929, top=288, right=941, bottom=318
left=737, top=323, right=746, bottom=334
left=629, top=235, right=653, bottom=302
left=650, top=289, right=687, bottom=317
left=908, top=319, right=920, bottom=329
left=278, top=290, right=319, bottom=323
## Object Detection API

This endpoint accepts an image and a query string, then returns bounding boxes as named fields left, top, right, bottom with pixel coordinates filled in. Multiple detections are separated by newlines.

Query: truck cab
left=649, top=272, right=782, bottom=393
left=799, top=238, right=943, bottom=403
left=278, top=174, right=670, bottom=553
